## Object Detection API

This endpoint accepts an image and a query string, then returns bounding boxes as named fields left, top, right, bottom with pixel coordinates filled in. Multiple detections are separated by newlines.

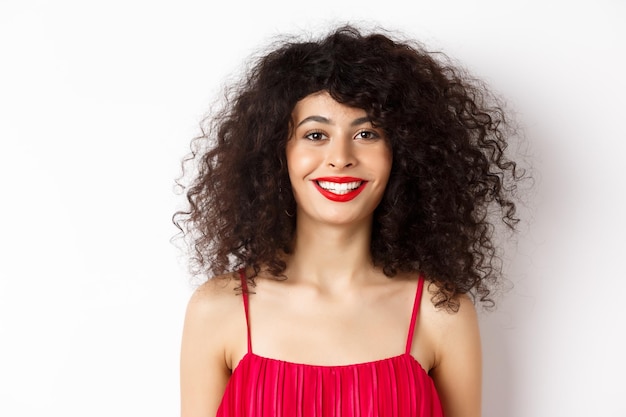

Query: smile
left=316, top=180, right=363, bottom=194
left=312, top=177, right=368, bottom=202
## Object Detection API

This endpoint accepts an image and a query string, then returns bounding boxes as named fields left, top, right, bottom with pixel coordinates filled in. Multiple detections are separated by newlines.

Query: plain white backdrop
left=1, top=1, right=624, bottom=416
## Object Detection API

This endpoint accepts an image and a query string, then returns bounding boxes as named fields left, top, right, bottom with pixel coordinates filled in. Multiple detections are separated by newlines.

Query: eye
left=355, top=130, right=380, bottom=140
left=304, top=131, right=327, bottom=141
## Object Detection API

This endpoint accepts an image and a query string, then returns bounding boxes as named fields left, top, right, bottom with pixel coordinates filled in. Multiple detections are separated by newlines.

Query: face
left=286, top=91, right=392, bottom=227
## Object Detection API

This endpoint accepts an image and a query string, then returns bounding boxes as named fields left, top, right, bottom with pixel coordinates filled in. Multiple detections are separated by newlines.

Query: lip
left=313, top=176, right=365, bottom=184
left=312, top=176, right=368, bottom=202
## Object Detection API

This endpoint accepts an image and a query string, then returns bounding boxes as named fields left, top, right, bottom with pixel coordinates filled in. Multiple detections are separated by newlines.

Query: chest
left=243, top=286, right=420, bottom=366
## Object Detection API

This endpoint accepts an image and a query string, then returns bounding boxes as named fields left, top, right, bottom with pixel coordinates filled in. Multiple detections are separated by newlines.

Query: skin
left=180, top=91, right=482, bottom=417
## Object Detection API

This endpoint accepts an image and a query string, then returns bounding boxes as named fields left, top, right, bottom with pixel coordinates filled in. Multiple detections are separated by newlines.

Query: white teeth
left=317, top=181, right=362, bottom=195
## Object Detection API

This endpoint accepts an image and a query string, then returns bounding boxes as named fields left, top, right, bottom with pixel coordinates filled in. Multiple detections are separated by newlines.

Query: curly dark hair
left=174, top=25, right=525, bottom=309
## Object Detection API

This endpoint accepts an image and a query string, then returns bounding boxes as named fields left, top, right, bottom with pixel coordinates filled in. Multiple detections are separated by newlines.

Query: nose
left=326, top=137, right=356, bottom=168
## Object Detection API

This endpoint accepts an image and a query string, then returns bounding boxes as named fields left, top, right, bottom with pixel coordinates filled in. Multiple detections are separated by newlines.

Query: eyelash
left=355, top=130, right=379, bottom=140
left=303, top=130, right=380, bottom=141
left=304, top=130, right=327, bottom=141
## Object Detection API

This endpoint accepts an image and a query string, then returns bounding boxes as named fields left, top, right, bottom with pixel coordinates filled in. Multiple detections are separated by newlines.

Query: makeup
left=312, top=176, right=368, bottom=202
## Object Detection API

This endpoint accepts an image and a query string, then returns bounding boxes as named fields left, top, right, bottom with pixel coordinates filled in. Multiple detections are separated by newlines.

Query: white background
left=1, top=1, right=624, bottom=416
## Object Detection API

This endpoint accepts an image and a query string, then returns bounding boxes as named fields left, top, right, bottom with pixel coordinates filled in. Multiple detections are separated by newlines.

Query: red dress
left=216, top=273, right=444, bottom=417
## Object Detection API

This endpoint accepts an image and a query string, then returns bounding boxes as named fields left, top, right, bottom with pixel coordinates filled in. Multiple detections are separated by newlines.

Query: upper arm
left=180, top=283, right=232, bottom=417
left=429, top=295, right=482, bottom=417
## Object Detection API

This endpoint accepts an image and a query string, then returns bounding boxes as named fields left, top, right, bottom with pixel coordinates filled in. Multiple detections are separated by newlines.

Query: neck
left=284, top=216, right=378, bottom=291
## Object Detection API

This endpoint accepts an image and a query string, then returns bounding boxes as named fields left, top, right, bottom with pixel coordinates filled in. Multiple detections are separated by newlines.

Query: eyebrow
left=296, top=115, right=371, bottom=128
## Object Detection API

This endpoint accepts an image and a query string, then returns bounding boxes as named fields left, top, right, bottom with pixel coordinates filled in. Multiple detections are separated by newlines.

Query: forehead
left=291, top=91, right=368, bottom=123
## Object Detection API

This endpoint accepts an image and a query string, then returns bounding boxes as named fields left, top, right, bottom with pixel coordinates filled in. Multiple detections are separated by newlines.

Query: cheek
left=374, top=153, right=393, bottom=194
left=367, top=147, right=393, bottom=178
left=380, top=147, right=393, bottom=169
left=286, top=146, right=318, bottom=178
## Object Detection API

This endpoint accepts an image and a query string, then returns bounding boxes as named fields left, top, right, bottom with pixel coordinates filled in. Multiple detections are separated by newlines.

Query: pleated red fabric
left=216, top=274, right=444, bottom=417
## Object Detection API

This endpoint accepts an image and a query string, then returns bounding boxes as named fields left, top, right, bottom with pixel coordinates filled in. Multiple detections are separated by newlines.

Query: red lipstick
left=312, top=177, right=368, bottom=202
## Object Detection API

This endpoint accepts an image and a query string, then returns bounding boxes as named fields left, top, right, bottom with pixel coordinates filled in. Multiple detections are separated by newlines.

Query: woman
left=176, top=25, right=522, bottom=417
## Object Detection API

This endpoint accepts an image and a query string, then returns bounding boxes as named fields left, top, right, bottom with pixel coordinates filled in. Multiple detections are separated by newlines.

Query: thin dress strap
left=405, top=275, right=425, bottom=354
left=238, top=269, right=252, bottom=354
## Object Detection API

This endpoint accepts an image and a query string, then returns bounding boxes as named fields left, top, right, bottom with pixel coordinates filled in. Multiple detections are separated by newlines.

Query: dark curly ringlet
left=174, top=25, right=525, bottom=310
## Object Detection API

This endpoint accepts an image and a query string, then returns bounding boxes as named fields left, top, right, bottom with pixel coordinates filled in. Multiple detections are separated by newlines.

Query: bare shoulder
left=420, top=284, right=479, bottom=338
left=419, top=283, right=480, bottom=361
left=180, top=273, right=245, bottom=417
left=187, top=273, right=242, bottom=317
left=183, top=273, right=246, bottom=358
left=420, top=282, right=482, bottom=417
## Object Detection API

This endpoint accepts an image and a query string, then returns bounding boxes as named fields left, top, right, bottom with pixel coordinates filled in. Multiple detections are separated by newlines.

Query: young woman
left=176, top=25, right=522, bottom=417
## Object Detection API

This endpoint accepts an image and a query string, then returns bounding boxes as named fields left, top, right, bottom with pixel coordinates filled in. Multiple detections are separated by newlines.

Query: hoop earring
left=285, top=208, right=295, bottom=217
